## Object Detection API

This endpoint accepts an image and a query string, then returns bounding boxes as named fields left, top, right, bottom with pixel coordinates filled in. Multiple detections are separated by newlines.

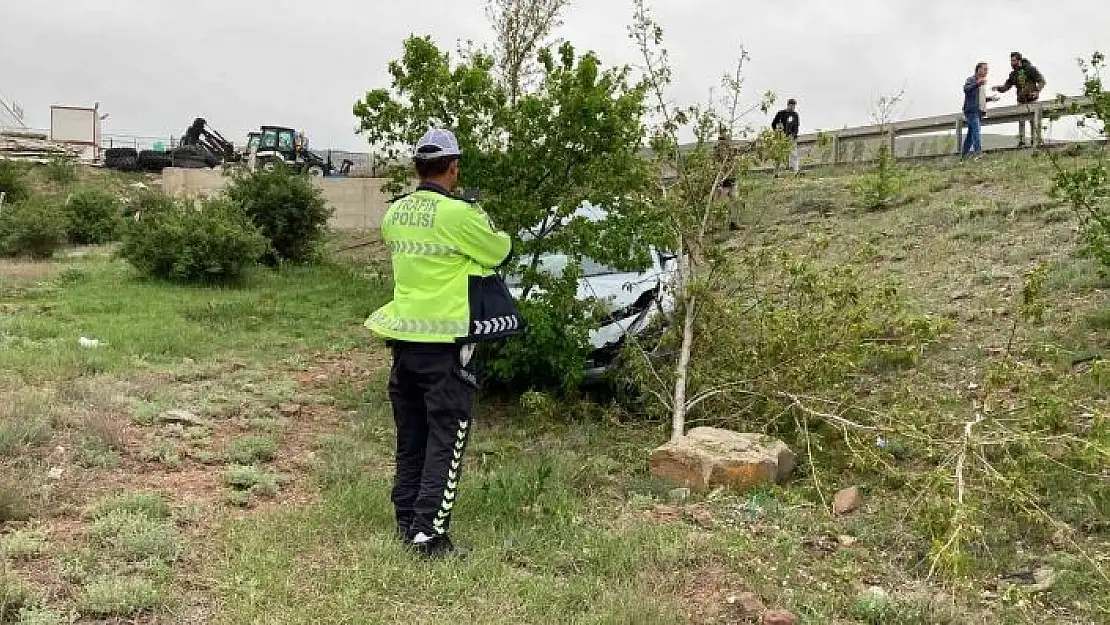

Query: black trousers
left=388, top=341, right=477, bottom=540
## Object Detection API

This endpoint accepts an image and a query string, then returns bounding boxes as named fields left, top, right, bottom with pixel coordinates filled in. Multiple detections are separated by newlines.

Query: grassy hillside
left=0, top=151, right=1107, bottom=624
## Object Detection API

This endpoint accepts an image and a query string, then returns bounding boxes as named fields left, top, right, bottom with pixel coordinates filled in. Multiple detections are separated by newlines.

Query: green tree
left=354, top=35, right=662, bottom=390
left=1052, top=52, right=1110, bottom=271
left=484, top=0, right=572, bottom=105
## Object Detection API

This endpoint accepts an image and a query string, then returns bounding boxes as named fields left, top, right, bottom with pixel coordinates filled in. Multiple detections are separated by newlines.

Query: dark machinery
left=171, top=118, right=242, bottom=169
left=251, top=125, right=331, bottom=176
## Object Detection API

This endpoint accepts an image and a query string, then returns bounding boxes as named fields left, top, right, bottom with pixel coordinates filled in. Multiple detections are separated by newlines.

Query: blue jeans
left=961, top=110, right=982, bottom=156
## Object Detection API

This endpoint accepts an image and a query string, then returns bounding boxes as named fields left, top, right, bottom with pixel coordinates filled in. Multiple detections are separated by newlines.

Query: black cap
left=787, top=98, right=797, bottom=105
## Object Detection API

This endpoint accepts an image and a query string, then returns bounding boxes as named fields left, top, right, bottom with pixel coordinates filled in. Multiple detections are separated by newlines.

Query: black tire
left=114, top=156, right=139, bottom=172
left=306, top=164, right=325, bottom=177
left=137, top=150, right=172, bottom=172
left=104, top=147, right=138, bottom=160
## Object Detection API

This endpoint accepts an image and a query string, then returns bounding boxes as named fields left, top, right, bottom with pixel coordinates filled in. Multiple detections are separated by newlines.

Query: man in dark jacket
left=993, top=52, right=1047, bottom=147
left=771, top=99, right=801, bottom=174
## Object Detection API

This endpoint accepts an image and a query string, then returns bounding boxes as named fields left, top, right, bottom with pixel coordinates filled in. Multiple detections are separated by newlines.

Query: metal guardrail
left=788, top=96, right=1095, bottom=166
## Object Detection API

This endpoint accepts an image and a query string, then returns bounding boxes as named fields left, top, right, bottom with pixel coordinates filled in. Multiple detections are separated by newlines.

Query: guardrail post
left=954, top=118, right=963, bottom=154
left=832, top=133, right=840, bottom=165
left=888, top=130, right=897, bottom=159
left=1033, top=104, right=1043, bottom=146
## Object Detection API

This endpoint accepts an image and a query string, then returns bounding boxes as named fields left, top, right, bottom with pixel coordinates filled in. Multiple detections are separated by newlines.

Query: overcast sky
left=1, top=0, right=1103, bottom=151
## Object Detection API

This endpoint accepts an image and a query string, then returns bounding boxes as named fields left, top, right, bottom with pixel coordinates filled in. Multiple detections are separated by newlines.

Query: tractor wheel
left=306, top=165, right=324, bottom=177
left=258, top=158, right=280, bottom=173
left=115, top=156, right=139, bottom=172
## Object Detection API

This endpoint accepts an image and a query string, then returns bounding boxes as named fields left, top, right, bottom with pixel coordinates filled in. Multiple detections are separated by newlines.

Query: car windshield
left=504, top=254, right=622, bottom=287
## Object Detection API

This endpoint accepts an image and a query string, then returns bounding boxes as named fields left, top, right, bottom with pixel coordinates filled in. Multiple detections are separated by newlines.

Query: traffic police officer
left=366, top=128, right=523, bottom=558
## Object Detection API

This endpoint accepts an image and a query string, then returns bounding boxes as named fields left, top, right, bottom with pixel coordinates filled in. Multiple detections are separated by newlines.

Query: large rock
left=650, top=427, right=795, bottom=491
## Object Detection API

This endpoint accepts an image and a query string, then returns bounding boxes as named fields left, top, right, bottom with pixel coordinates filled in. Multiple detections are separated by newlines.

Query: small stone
left=159, top=409, right=205, bottom=427
left=838, top=534, right=858, bottom=547
left=761, top=608, right=797, bottom=625
left=725, top=591, right=764, bottom=616
left=313, top=374, right=328, bottom=383
left=687, top=505, right=715, bottom=530
left=278, top=403, right=302, bottom=417
left=1029, top=567, right=1056, bottom=593
left=832, top=486, right=863, bottom=515
left=47, top=467, right=64, bottom=480
left=668, top=487, right=691, bottom=504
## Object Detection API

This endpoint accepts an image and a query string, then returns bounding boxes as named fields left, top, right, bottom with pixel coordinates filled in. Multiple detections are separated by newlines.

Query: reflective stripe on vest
left=369, top=309, right=470, bottom=337
left=387, top=240, right=459, bottom=256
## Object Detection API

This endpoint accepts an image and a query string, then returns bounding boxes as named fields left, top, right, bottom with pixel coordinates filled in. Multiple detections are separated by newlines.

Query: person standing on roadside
left=993, top=51, right=1047, bottom=147
left=365, top=128, right=524, bottom=559
left=771, top=98, right=801, bottom=175
left=962, top=62, right=999, bottom=159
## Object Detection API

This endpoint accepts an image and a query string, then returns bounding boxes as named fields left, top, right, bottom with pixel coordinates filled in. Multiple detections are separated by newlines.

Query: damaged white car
left=504, top=204, right=678, bottom=380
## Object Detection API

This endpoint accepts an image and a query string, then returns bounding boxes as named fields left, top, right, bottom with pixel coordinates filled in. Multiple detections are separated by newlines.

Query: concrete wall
left=161, top=167, right=394, bottom=231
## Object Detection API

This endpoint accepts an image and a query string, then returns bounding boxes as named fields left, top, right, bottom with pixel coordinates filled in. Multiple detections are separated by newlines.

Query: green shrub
left=65, top=187, right=122, bottom=244
left=15, top=606, right=69, bottom=625
left=225, top=164, right=332, bottom=265
left=0, top=528, right=49, bottom=560
left=88, top=510, right=182, bottom=562
left=225, top=435, right=278, bottom=465
left=43, top=156, right=79, bottom=185
left=854, top=141, right=905, bottom=210
left=125, top=189, right=176, bottom=220
left=0, top=197, right=67, bottom=259
left=0, top=160, right=30, bottom=205
left=76, top=576, right=165, bottom=616
left=221, top=466, right=280, bottom=497
left=118, top=195, right=267, bottom=283
left=482, top=285, right=598, bottom=392
left=0, top=570, right=33, bottom=621
left=0, top=418, right=51, bottom=457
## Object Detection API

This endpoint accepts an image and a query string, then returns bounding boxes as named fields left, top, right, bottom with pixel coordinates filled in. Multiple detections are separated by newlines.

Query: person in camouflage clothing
left=993, top=51, right=1047, bottom=147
